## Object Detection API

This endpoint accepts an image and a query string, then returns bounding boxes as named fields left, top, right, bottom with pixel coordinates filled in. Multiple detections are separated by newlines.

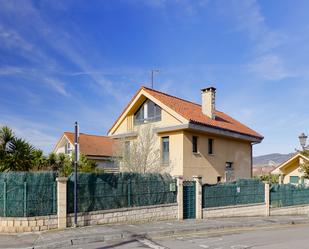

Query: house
left=271, top=153, right=309, bottom=184
left=53, top=132, right=118, bottom=173
left=108, top=86, right=263, bottom=183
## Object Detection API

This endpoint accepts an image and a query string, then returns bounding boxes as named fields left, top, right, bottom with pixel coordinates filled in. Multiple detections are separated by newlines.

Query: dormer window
left=65, top=142, right=72, bottom=154
left=134, top=99, right=161, bottom=124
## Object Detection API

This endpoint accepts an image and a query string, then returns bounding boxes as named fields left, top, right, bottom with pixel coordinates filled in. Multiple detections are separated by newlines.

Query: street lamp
left=299, top=132, right=308, bottom=151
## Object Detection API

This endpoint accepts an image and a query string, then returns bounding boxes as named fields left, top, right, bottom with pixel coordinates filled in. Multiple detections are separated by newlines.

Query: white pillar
left=56, top=177, right=68, bottom=229
left=264, top=183, right=270, bottom=216
left=176, top=176, right=183, bottom=220
left=193, top=175, right=202, bottom=219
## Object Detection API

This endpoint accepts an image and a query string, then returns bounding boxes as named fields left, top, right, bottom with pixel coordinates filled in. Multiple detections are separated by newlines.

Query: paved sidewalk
left=1, top=216, right=309, bottom=249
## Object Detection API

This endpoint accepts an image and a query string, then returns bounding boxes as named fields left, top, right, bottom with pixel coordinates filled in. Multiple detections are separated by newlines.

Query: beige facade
left=272, top=153, right=309, bottom=184
left=108, top=87, right=262, bottom=183
left=182, top=131, right=251, bottom=184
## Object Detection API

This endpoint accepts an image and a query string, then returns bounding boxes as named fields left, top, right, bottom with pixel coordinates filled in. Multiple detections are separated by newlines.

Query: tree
left=0, top=125, right=101, bottom=174
left=254, top=174, right=279, bottom=184
left=0, top=126, right=14, bottom=152
left=0, top=126, right=14, bottom=165
left=115, top=125, right=168, bottom=174
left=299, top=150, right=309, bottom=179
left=45, top=152, right=100, bottom=177
left=4, top=137, right=36, bottom=171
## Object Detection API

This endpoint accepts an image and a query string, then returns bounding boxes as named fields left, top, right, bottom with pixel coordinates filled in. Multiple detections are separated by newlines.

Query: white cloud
left=42, top=77, right=69, bottom=97
left=247, top=54, right=294, bottom=81
left=0, top=66, right=70, bottom=97
left=219, top=0, right=285, bottom=53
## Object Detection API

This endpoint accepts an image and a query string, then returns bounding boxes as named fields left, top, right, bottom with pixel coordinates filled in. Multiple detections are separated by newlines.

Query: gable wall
left=112, top=107, right=183, bottom=136
left=282, top=159, right=304, bottom=184
left=54, top=137, right=72, bottom=154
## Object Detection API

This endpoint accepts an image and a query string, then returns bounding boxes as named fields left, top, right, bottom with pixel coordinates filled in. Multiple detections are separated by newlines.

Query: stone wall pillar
left=176, top=176, right=183, bottom=220
left=264, top=183, right=270, bottom=216
left=193, top=175, right=202, bottom=219
left=56, top=177, right=68, bottom=229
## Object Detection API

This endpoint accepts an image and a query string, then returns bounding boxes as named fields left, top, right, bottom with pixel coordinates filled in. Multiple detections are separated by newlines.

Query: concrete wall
left=202, top=203, right=266, bottom=218
left=0, top=215, right=57, bottom=233
left=67, top=203, right=178, bottom=227
left=183, top=131, right=252, bottom=184
left=270, top=205, right=309, bottom=216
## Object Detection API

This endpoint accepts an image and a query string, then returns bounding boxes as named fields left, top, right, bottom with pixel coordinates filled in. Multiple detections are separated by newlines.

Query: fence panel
left=0, top=172, right=57, bottom=217
left=270, top=184, right=309, bottom=208
left=67, top=173, right=177, bottom=213
left=202, top=179, right=265, bottom=208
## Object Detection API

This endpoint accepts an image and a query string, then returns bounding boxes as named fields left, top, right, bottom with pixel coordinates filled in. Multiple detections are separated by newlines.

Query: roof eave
left=154, top=122, right=263, bottom=143
left=188, top=121, right=263, bottom=143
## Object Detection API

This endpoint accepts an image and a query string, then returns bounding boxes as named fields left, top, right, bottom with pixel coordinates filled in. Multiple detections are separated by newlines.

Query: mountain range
left=253, top=153, right=295, bottom=167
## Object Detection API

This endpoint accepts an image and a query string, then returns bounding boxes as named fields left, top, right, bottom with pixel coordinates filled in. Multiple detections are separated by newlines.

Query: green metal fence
left=67, top=173, right=177, bottom=213
left=0, top=172, right=57, bottom=217
left=270, top=184, right=309, bottom=208
left=202, top=179, right=265, bottom=208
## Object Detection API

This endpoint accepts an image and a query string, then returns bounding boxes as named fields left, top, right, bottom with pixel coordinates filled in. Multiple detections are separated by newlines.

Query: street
left=1, top=216, right=309, bottom=249
left=68, top=224, right=309, bottom=249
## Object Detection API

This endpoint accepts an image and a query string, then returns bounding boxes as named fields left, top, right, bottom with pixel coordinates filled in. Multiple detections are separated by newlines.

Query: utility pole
left=74, top=121, right=79, bottom=227
left=151, top=69, right=159, bottom=89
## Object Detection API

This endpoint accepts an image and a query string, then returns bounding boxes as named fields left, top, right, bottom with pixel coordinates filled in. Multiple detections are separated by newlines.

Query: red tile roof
left=64, top=132, right=115, bottom=157
left=109, top=86, right=263, bottom=140
left=142, top=86, right=263, bottom=139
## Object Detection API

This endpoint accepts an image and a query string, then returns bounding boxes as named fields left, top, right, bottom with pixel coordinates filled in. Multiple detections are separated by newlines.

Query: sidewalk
left=1, top=215, right=309, bottom=249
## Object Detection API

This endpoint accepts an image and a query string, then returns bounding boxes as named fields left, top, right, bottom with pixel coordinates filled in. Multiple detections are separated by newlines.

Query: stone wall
left=203, top=203, right=267, bottom=218
left=270, top=204, right=309, bottom=216
left=0, top=215, right=57, bottom=233
left=67, top=203, right=178, bottom=227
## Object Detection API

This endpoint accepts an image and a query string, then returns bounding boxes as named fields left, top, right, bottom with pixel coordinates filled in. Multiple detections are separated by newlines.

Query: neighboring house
left=252, top=165, right=277, bottom=177
left=271, top=153, right=309, bottom=184
left=108, top=86, right=263, bottom=183
left=54, top=132, right=118, bottom=173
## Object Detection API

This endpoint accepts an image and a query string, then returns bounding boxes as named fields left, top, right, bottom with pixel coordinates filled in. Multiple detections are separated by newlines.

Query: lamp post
left=299, top=132, right=309, bottom=151
left=74, top=122, right=79, bottom=227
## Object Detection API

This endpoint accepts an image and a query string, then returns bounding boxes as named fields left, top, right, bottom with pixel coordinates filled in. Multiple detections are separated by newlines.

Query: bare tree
left=114, top=125, right=169, bottom=174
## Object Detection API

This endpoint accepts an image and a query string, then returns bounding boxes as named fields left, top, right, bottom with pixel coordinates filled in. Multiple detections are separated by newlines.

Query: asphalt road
left=68, top=224, right=309, bottom=249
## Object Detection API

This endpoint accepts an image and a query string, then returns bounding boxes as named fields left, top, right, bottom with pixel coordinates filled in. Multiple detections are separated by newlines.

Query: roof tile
left=142, top=86, right=263, bottom=139
left=64, top=132, right=115, bottom=157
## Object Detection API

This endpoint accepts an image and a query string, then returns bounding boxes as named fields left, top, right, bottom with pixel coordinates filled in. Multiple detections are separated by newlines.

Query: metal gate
left=183, top=181, right=196, bottom=219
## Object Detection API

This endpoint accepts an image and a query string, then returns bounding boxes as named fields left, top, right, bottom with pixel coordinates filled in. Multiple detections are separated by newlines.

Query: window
left=290, top=176, right=299, bottom=184
left=124, top=141, right=130, bottom=158
left=208, top=138, right=214, bottom=154
left=225, top=162, right=233, bottom=170
left=225, top=164, right=234, bottom=182
left=192, top=136, right=198, bottom=153
left=162, top=137, right=169, bottom=165
left=65, top=142, right=72, bottom=154
left=134, top=99, right=161, bottom=124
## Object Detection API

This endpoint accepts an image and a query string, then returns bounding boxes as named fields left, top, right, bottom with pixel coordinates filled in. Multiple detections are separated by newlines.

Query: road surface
left=68, top=223, right=309, bottom=249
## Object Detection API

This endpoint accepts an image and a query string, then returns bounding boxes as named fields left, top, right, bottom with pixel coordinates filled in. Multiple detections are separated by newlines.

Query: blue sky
left=0, top=0, right=309, bottom=156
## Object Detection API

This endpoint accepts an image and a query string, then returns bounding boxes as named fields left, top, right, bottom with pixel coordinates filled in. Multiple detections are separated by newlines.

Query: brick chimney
left=201, top=87, right=216, bottom=119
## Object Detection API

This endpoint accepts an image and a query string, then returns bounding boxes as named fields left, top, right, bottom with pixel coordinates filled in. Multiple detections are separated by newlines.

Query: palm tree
left=32, top=149, right=47, bottom=170
left=6, top=137, right=35, bottom=171
left=0, top=126, right=14, bottom=153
